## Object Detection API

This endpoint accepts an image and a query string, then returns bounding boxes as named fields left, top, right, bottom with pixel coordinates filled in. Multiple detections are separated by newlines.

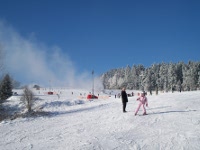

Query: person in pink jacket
left=135, top=91, right=148, bottom=116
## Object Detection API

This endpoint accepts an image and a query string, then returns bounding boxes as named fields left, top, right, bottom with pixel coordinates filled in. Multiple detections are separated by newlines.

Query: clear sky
left=0, top=0, right=200, bottom=86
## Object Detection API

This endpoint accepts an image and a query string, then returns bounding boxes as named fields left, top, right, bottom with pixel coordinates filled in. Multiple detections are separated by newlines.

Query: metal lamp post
left=92, top=70, right=94, bottom=96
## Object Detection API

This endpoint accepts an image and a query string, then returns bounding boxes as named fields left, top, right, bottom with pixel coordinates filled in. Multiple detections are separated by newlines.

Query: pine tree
left=198, top=71, right=200, bottom=89
left=0, top=74, right=13, bottom=101
left=159, top=63, right=168, bottom=91
left=143, top=69, right=151, bottom=93
left=130, top=65, right=139, bottom=89
left=168, top=63, right=176, bottom=92
left=150, top=64, right=160, bottom=94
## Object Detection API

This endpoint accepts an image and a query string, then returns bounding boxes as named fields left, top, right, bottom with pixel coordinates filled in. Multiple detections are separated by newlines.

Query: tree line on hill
left=100, top=61, right=200, bottom=94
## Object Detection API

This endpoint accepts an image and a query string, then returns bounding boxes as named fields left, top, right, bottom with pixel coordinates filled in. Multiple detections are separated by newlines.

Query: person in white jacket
left=135, top=92, right=148, bottom=115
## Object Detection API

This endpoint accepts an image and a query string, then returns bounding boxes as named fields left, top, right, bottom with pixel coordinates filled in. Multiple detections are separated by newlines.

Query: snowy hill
left=0, top=88, right=200, bottom=150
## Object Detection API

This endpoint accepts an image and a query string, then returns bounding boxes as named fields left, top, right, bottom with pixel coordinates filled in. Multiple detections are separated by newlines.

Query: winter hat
left=141, top=91, right=146, bottom=95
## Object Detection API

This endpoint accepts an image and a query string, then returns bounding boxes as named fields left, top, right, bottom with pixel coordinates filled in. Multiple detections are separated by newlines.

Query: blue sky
left=0, top=0, right=200, bottom=86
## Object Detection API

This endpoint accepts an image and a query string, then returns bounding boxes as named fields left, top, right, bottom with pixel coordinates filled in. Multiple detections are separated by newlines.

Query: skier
left=135, top=91, right=148, bottom=116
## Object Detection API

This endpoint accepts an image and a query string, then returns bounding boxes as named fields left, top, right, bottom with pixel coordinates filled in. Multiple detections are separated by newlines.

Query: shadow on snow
left=47, top=103, right=109, bottom=117
left=147, top=109, right=197, bottom=115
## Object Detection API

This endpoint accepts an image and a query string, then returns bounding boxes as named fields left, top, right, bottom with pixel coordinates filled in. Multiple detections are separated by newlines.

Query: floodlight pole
left=92, top=70, right=94, bottom=96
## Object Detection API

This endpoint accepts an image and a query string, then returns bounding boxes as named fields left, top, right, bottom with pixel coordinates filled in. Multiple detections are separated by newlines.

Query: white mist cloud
left=0, top=21, right=103, bottom=90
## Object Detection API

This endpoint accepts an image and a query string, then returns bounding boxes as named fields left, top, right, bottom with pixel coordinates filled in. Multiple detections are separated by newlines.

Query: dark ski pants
left=122, top=102, right=127, bottom=112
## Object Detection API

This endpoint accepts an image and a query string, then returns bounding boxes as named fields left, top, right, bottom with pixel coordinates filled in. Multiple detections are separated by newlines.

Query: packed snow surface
left=0, top=88, right=200, bottom=150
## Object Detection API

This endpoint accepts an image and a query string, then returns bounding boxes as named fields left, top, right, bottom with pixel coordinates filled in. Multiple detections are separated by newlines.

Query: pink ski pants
left=135, top=102, right=146, bottom=115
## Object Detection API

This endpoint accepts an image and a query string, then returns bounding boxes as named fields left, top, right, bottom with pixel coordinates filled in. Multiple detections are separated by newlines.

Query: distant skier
left=121, top=87, right=128, bottom=113
left=135, top=91, right=148, bottom=116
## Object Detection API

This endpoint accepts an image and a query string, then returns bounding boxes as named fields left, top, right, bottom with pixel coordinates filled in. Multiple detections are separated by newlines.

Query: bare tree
left=21, top=87, right=35, bottom=113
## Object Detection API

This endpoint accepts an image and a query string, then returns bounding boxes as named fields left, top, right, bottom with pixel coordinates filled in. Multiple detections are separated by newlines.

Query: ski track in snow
left=0, top=89, right=200, bottom=150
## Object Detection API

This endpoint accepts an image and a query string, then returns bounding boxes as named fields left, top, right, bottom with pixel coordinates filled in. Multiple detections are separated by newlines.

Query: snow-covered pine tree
left=0, top=74, right=13, bottom=101
left=182, top=63, right=190, bottom=91
left=175, top=62, right=183, bottom=91
left=130, top=65, right=139, bottom=89
left=182, top=61, right=199, bottom=91
left=189, top=61, right=200, bottom=90
left=150, top=63, right=160, bottom=94
left=124, top=65, right=133, bottom=89
left=198, top=71, right=200, bottom=90
left=168, top=63, right=176, bottom=92
left=143, top=68, right=151, bottom=93
left=137, top=65, right=145, bottom=90
left=116, top=68, right=126, bottom=89
left=159, top=63, right=168, bottom=92
left=197, top=63, right=200, bottom=89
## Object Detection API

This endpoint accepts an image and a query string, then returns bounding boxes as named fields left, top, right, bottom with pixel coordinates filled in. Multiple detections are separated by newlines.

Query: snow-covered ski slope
left=0, top=88, right=200, bottom=150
